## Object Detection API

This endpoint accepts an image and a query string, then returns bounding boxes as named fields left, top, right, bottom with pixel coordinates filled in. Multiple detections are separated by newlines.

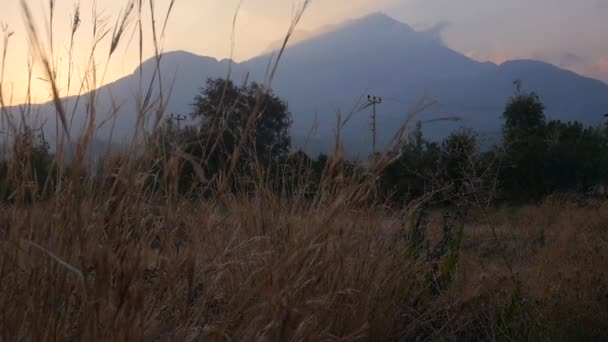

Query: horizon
left=1, top=0, right=608, bottom=105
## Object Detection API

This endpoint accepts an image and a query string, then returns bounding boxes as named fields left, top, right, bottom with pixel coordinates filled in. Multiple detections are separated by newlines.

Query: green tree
left=146, top=115, right=220, bottom=197
left=502, top=82, right=546, bottom=146
left=192, top=78, right=292, bottom=168
left=380, top=122, right=441, bottom=203
left=439, top=128, right=480, bottom=200
left=501, top=82, right=548, bottom=201
left=148, top=78, right=293, bottom=197
left=544, top=120, right=608, bottom=192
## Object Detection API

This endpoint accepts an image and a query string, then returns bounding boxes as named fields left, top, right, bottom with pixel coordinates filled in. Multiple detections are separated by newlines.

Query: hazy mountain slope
left=21, top=51, right=244, bottom=145
left=10, top=13, right=608, bottom=155
left=243, top=12, right=496, bottom=153
left=242, top=13, right=608, bottom=153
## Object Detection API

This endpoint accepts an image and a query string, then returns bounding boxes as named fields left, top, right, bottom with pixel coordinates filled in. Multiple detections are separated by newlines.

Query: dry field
left=1, top=191, right=607, bottom=340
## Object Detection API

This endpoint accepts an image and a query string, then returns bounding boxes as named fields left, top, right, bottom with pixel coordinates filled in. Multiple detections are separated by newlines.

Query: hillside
left=11, top=12, right=608, bottom=155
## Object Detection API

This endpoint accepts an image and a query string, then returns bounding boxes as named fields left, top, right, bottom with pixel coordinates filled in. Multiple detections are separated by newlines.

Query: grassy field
left=1, top=1, right=608, bottom=340
left=1, top=190, right=607, bottom=340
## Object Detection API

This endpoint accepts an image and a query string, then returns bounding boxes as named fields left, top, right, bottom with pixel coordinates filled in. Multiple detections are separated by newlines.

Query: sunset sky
left=1, top=0, right=607, bottom=104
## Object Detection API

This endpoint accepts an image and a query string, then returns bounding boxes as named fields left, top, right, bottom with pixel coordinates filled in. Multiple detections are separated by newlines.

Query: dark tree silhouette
left=502, top=83, right=546, bottom=146
left=500, top=82, right=549, bottom=201
left=192, top=78, right=292, bottom=167
left=439, top=128, right=479, bottom=196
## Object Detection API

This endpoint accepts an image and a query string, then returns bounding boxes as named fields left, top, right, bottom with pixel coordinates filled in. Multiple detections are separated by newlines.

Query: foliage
left=438, top=128, right=482, bottom=202
left=544, top=120, right=608, bottom=191
left=192, top=78, right=292, bottom=167
left=500, top=85, right=549, bottom=201
left=0, top=129, right=55, bottom=202
left=146, top=78, right=294, bottom=196
left=379, top=122, right=441, bottom=202
left=499, top=82, right=608, bottom=201
left=502, top=85, right=546, bottom=146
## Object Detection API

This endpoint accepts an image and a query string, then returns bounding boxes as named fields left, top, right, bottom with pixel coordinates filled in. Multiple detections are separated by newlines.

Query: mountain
left=261, top=21, right=352, bottom=55
left=246, top=12, right=608, bottom=153
left=9, top=12, right=608, bottom=155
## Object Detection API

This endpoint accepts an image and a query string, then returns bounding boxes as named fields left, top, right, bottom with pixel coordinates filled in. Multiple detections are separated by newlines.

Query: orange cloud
left=596, top=58, right=608, bottom=74
left=464, top=50, right=516, bottom=65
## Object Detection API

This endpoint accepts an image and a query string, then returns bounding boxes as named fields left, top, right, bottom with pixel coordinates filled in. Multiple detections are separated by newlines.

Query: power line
left=169, top=113, right=187, bottom=130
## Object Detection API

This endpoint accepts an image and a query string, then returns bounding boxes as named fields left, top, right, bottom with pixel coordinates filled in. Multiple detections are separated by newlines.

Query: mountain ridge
left=6, top=12, right=608, bottom=155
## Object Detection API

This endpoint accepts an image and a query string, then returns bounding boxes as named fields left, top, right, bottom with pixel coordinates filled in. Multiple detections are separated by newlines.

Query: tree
left=146, top=78, right=293, bottom=196
left=501, top=82, right=548, bottom=201
left=380, top=122, right=441, bottom=203
left=502, top=81, right=546, bottom=145
left=192, top=78, right=292, bottom=168
left=439, top=128, right=480, bottom=199
left=544, top=120, right=608, bottom=192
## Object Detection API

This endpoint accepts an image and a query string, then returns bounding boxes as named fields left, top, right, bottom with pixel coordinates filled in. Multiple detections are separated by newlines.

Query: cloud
left=419, top=21, right=451, bottom=44
left=544, top=53, right=608, bottom=82
left=597, top=58, right=608, bottom=74
left=558, top=53, right=586, bottom=68
left=553, top=54, right=608, bottom=82
left=594, top=58, right=608, bottom=82
left=464, top=50, right=516, bottom=65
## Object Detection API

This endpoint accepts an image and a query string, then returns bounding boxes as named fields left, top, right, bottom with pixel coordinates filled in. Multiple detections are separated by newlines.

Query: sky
left=1, top=0, right=607, bottom=104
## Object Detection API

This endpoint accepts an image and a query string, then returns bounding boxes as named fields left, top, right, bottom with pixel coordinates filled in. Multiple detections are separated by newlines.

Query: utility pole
left=169, top=113, right=187, bottom=130
left=367, top=95, right=382, bottom=155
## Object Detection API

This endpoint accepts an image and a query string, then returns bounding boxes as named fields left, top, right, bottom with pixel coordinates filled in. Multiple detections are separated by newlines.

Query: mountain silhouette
left=13, top=12, right=608, bottom=155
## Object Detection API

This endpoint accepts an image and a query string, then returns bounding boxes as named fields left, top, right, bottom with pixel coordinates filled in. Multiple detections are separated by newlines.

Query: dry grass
left=1, top=190, right=607, bottom=340
left=1, top=1, right=608, bottom=340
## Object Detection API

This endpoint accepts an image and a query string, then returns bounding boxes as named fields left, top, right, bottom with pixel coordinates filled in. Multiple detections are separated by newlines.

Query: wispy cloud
left=464, top=50, right=516, bottom=65
left=417, top=21, right=451, bottom=44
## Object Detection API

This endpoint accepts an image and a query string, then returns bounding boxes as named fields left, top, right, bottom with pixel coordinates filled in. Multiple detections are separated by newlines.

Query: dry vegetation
left=1, top=1, right=608, bottom=340
left=1, top=187, right=607, bottom=340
